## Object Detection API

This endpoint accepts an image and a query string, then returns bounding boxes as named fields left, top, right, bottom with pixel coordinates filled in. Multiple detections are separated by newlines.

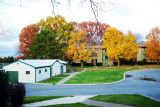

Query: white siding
left=63, top=65, right=66, bottom=73
left=52, top=61, right=61, bottom=76
left=3, top=62, right=35, bottom=83
left=35, top=67, right=50, bottom=82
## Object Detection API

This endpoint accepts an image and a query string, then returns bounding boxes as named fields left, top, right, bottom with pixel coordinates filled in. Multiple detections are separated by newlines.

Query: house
left=2, top=59, right=67, bottom=83
left=74, top=45, right=147, bottom=66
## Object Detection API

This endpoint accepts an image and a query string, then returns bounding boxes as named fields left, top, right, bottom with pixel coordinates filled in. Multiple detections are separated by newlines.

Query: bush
left=0, top=82, right=9, bottom=106
left=71, top=63, right=81, bottom=66
left=97, top=63, right=102, bottom=66
left=9, top=82, right=26, bottom=107
left=114, top=62, right=118, bottom=65
left=0, top=71, right=8, bottom=82
left=137, top=61, right=144, bottom=65
left=86, top=63, right=94, bottom=66
left=146, top=62, right=157, bottom=65
left=0, top=72, right=10, bottom=106
left=126, top=61, right=136, bottom=65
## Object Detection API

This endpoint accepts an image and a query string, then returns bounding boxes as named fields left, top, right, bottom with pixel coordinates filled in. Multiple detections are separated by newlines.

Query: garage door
left=7, top=71, right=18, bottom=82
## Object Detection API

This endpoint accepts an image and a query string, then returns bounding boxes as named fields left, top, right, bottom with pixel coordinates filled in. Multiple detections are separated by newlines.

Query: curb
left=140, top=94, right=160, bottom=102
left=32, top=83, right=54, bottom=85
left=63, top=70, right=140, bottom=85
left=32, top=69, right=159, bottom=86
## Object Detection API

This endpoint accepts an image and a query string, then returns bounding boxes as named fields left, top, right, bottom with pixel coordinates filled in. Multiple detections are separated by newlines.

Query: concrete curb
left=97, top=93, right=160, bottom=102
left=140, top=94, right=160, bottom=102
left=32, top=83, right=54, bottom=85
left=32, top=69, right=160, bottom=86
left=63, top=70, right=138, bottom=86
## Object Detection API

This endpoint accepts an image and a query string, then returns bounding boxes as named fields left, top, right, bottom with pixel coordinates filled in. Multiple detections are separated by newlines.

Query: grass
left=90, top=94, right=160, bottom=107
left=65, top=66, right=160, bottom=84
left=23, top=96, right=69, bottom=104
left=57, top=74, right=70, bottom=77
left=39, top=74, right=70, bottom=84
left=41, top=103, right=97, bottom=107
left=66, top=68, right=83, bottom=73
left=67, top=66, right=94, bottom=69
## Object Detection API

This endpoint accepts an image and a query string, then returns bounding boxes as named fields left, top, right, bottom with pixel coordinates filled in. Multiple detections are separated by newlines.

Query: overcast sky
left=0, top=0, right=160, bottom=57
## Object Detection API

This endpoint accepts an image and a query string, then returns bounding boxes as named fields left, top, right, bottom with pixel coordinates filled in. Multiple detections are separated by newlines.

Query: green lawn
left=65, top=66, right=160, bottom=84
left=39, top=74, right=69, bottom=84
left=67, top=66, right=94, bottom=69
left=90, top=94, right=160, bottom=107
left=23, top=96, right=69, bottom=104
left=41, top=103, right=97, bottom=107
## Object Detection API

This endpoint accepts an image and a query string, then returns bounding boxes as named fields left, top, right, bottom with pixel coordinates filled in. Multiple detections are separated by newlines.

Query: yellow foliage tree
left=145, top=27, right=160, bottom=65
left=66, top=30, right=93, bottom=67
left=103, top=27, right=138, bottom=66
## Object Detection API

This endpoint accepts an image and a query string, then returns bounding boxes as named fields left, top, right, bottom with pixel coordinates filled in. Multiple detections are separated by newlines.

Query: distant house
left=2, top=59, right=67, bottom=83
left=74, top=45, right=147, bottom=66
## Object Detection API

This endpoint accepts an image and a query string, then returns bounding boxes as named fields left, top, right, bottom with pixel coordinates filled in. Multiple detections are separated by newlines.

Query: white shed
left=2, top=59, right=67, bottom=83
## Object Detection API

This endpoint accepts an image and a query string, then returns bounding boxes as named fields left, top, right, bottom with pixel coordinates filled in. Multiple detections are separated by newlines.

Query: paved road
left=25, top=69, right=160, bottom=101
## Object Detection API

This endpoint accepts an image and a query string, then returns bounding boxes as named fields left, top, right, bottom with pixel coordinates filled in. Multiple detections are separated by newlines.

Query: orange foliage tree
left=145, top=27, right=160, bottom=65
left=73, top=21, right=110, bottom=45
left=18, top=24, right=39, bottom=59
left=103, top=27, right=138, bottom=66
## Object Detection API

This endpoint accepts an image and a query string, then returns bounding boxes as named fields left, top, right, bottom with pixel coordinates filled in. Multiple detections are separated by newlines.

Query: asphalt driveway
left=25, top=69, right=160, bottom=101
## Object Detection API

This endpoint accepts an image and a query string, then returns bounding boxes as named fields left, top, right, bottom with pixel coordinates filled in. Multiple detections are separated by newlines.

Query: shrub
left=71, top=63, right=81, bottom=66
left=137, top=61, right=144, bottom=65
left=146, top=62, right=157, bottom=65
left=0, top=71, right=8, bottom=82
left=114, top=62, right=118, bottom=65
left=9, top=82, right=26, bottom=107
left=0, top=72, right=9, bottom=106
left=96, top=63, right=102, bottom=66
left=0, top=82, right=9, bottom=106
left=86, top=63, right=94, bottom=66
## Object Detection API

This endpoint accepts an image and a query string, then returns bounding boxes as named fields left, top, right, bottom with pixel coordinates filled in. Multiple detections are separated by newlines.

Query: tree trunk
left=157, top=60, right=159, bottom=65
left=81, top=60, right=84, bottom=67
left=118, top=61, right=120, bottom=66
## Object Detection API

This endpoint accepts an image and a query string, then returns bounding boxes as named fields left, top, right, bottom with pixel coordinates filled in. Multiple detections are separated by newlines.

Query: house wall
left=63, top=65, right=67, bottom=73
left=3, top=61, right=35, bottom=83
left=137, top=47, right=142, bottom=61
left=35, top=67, right=50, bottom=82
left=52, top=61, right=62, bottom=76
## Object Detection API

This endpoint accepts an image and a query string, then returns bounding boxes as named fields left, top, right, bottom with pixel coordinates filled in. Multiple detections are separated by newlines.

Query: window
left=39, top=70, right=41, bottom=74
left=45, top=69, right=47, bottom=72
left=26, top=71, right=30, bottom=74
left=105, top=56, right=108, bottom=59
left=102, top=49, right=106, bottom=52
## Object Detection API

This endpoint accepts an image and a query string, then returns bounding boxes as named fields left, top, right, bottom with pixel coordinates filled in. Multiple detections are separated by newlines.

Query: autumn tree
left=18, top=24, right=39, bottom=59
left=29, top=30, right=61, bottom=59
left=73, top=21, right=110, bottom=45
left=103, top=27, right=138, bottom=66
left=145, top=27, right=160, bottom=65
left=66, top=30, right=93, bottom=67
left=37, top=15, right=74, bottom=59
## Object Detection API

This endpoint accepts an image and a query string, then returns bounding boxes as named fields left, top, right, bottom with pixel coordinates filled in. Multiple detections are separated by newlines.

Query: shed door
left=7, top=71, right=18, bottom=82
left=60, top=66, right=63, bottom=74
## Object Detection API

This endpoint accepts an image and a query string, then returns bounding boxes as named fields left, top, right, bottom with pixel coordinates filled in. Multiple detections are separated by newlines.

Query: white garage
left=2, top=59, right=67, bottom=83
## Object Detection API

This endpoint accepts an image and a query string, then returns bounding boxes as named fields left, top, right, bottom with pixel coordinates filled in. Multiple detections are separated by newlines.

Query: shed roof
left=19, top=59, right=66, bottom=68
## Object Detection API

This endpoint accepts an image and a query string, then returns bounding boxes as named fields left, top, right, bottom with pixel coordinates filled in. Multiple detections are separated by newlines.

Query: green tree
left=29, top=30, right=61, bottom=59
left=37, top=15, right=74, bottom=59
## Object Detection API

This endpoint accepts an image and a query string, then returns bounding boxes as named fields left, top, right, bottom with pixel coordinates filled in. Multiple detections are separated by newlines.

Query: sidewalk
left=56, top=68, right=88, bottom=85
left=24, top=95, right=95, bottom=107
left=24, top=95, right=134, bottom=107
left=82, top=99, right=134, bottom=107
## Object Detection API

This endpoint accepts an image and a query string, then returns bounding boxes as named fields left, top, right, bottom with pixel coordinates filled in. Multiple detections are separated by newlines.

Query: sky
left=0, top=0, right=160, bottom=57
